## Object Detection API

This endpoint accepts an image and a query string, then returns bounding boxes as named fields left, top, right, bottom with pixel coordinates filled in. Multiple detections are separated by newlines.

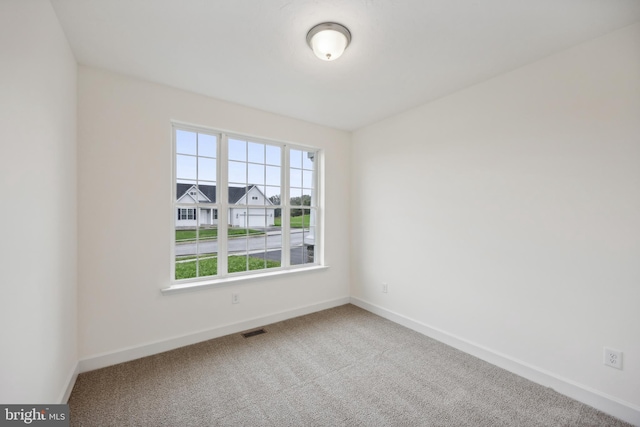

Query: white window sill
left=162, top=265, right=329, bottom=295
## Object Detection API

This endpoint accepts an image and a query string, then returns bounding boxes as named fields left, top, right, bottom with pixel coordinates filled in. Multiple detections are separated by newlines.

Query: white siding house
left=228, top=185, right=277, bottom=228
left=176, top=184, right=276, bottom=228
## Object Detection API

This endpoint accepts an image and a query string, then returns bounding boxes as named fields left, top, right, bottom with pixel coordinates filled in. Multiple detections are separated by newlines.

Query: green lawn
left=176, top=227, right=263, bottom=242
left=175, top=255, right=280, bottom=279
left=274, top=214, right=310, bottom=228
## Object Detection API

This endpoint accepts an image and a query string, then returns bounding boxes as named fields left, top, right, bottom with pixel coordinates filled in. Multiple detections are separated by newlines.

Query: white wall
left=351, top=22, right=640, bottom=415
left=77, top=67, right=351, bottom=360
left=0, top=0, right=77, bottom=403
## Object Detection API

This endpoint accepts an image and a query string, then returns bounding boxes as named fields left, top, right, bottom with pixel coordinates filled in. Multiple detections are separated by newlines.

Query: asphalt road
left=175, top=229, right=310, bottom=257
left=250, top=248, right=307, bottom=265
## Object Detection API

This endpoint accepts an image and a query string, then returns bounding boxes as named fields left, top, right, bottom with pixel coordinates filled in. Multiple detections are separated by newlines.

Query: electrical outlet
left=232, top=293, right=240, bottom=304
left=382, top=283, right=388, bottom=293
left=603, top=347, right=622, bottom=370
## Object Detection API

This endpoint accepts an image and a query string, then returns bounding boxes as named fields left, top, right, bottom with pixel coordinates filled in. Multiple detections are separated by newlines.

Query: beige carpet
left=69, top=304, right=630, bottom=426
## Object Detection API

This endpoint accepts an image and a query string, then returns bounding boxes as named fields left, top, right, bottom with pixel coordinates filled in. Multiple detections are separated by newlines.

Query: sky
left=175, top=129, right=315, bottom=202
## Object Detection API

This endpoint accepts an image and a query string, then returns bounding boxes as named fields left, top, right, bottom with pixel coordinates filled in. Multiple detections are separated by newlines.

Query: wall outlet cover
left=603, top=347, right=622, bottom=370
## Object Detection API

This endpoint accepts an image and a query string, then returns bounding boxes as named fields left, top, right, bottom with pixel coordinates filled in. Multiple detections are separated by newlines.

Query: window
left=173, top=124, right=320, bottom=284
left=177, top=208, right=196, bottom=220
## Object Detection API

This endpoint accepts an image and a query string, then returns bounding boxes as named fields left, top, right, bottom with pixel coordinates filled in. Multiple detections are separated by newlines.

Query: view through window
left=173, top=125, right=319, bottom=282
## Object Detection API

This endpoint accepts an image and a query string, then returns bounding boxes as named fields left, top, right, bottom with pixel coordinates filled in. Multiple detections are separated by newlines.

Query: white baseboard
left=350, top=297, right=640, bottom=427
left=79, top=296, right=351, bottom=374
left=59, top=361, right=79, bottom=403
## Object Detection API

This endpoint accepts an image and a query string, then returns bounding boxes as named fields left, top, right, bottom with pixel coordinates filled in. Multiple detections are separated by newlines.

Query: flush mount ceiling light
left=306, top=22, right=351, bottom=61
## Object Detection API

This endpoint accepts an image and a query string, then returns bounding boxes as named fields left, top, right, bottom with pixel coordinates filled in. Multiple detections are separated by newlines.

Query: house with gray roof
left=176, top=184, right=276, bottom=228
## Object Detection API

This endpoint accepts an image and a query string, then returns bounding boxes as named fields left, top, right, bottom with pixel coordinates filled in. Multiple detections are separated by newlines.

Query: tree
left=269, top=195, right=281, bottom=218
left=290, top=195, right=311, bottom=217
left=268, top=194, right=310, bottom=217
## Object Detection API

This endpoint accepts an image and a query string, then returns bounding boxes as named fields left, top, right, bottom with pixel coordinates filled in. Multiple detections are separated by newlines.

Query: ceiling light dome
left=306, top=22, right=351, bottom=61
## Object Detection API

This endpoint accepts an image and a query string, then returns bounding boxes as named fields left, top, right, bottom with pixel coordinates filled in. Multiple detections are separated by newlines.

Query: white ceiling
left=51, top=0, right=640, bottom=131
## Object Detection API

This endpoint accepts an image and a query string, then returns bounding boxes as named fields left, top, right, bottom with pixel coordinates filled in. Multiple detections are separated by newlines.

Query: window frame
left=167, top=123, right=324, bottom=293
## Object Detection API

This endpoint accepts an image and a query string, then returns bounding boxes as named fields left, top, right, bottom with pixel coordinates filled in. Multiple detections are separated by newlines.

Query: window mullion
left=282, top=146, right=291, bottom=268
left=218, top=133, right=229, bottom=276
left=262, top=145, right=268, bottom=270
left=244, top=140, right=249, bottom=271
left=312, top=150, right=320, bottom=265
left=195, top=133, right=200, bottom=278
